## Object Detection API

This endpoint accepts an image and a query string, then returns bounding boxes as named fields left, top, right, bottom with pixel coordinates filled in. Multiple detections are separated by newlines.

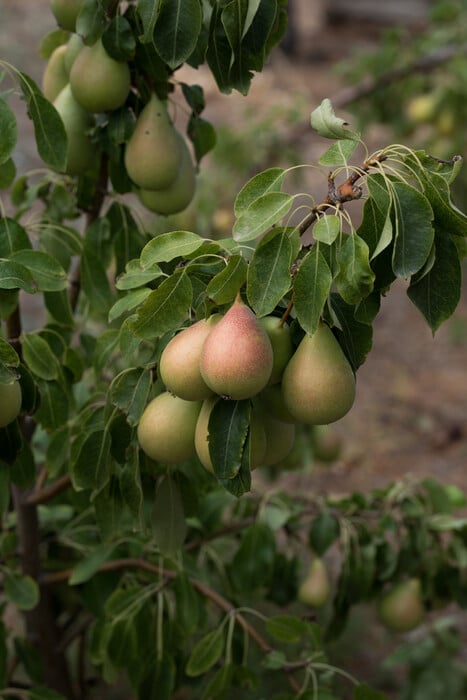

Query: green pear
left=282, top=323, right=355, bottom=425
left=50, top=0, right=83, bottom=31
left=137, top=392, right=201, bottom=464
left=0, top=378, right=22, bottom=428
left=64, top=34, right=84, bottom=75
left=378, top=579, right=425, bottom=633
left=259, top=316, right=293, bottom=385
left=200, top=297, right=273, bottom=400
left=311, top=424, right=342, bottom=463
left=259, top=384, right=298, bottom=424
left=138, top=135, right=196, bottom=216
left=42, top=44, right=68, bottom=102
left=298, top=558, right=331, bottom=608
left=195, top=398, right=266, bottom=473
left=260, top=411, right=296, bottom=467
left=124, top=93, right=182, bottom=190
left=53, top=84, right=94, bottom=175
left=159, top=315, right=220, bottom=401
left=70, top=39, right=130, bottom=113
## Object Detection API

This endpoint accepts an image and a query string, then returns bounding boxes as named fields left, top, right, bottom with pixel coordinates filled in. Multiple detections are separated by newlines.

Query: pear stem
left=279, top=296, right=294, bottom=327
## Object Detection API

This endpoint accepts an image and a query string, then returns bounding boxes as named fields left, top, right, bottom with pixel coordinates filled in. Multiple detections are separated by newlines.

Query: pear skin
left=42, top=44, right=68, bottom=102
left=260, top=411, right=296, bottom=467
left=70, top=39, right=130, bottom=113
left=124, top=93, right=182, bottom=190
left=259, top=384, right=299, bottom=424
left=200, top=298, right=273, bottom=400
left=53, top=84, right=94, bottom=175
left=378, top=578, right=425, bottom=632
left=282, top=323, right=355, bottom=425
left=159, top=316, right=220, bottom=401
left=137, top=392, right=201, bottom=464
left=0, top=379, right=22, bottom=428
left=64, top=34, right=84, bottom=75
left=298, top=558, right=331, bottom=608
left=138, top=134, right=196, bottom=216
left=259, top=316, right=293, bottom=385
left=50, top=0, right=82, bottom=31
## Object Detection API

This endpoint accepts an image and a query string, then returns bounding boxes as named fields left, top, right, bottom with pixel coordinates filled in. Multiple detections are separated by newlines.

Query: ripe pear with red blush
left=282, top=322, right=355, bottom=425
left=159, top=315, right=220, bottom=401
left=200, top=297, right=273, bottom=400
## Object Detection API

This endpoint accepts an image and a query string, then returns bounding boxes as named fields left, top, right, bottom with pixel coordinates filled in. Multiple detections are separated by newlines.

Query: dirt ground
left=2, top=2, right=467, bottom=696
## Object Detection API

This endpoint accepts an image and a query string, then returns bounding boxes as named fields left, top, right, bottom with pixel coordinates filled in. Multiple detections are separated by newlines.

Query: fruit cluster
left=42, top=0, right=196, bottom=215
left=137, top=296, right=356, bottom=473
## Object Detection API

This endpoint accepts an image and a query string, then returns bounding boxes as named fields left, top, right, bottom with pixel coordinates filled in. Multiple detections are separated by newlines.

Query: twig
left=26, top=474, right=72, bottom=506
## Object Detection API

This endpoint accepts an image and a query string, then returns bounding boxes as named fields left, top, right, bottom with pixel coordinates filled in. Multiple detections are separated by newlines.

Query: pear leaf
left=294, top=247, right=333, bottom=336
left=130, top=270, right=192, bottom=340
left=235, top=168, right=285, bottom=217
left=0, top=99, right=17, bottom=166
left=311, top=99, right=359, bottom=140
left=152, top=475, right=187, bottom=557
left=206, top=254, right=248, bottom=305
left=154, top=0, right=203, bottom=69
left=335, top=234, right=375, bottom=305
left=319, top=138, right=359, bottom=166
left=247, top=230, right=292, bottom=316
left=391, top=181, right=434, bottom=278
left=313, top=214, right=341, bottom=244
left=233, top=192, right=293, bottom=242
left=141, top=231, right=204, bottom=266
left=208, top=399, right=250, bottom=480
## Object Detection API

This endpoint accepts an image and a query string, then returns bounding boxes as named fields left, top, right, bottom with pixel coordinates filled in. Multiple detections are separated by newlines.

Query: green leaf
left=262, top=649, right=287, bottom=670
left=0, top=98, right=17, bottom=165
left=330, top=294, right=373, bottom=371
left=4, top=572, right=39, bottom=611
left=266, top=615, right=308, bottom=643
left=28, top=687, right=67, bottom=700
left=247, top=230, right=292, bottom=316
left=233, top=192, right=293, bottom=242
left=81, top=247, right=115, bottom=316
left=206, top=254, right=247, bottom=304
left=391, top=181, right=434, bottom=278
left=187, top=114, right=217, bottom=163
left=186, top=628, right=224, bottom=677
left=22, top=334, right=59, bottom=380
left=102, top=15, right=136, bottom=61
left=310, top=99, right=359, bottom=140
left=0, top=337, right=20, bottom=368
left=137, top=0, right=161, bottom=43
left=10, top=250, right=67, bottom=292
left=75, top=0, right=106, bottom=44
left=230, top=522, right=276, bottom=591
left=154, top=0, right=203, bottom=69
left=313, top=214, right=341, bottom=244
left=208, top=399, right=250, bottom=479
left=173, top=573, right=199, bottom=634
left=319, top=138, right=359, bottom=166
left=309, top=512, right=340, bottom=556
left=43, top=290, right=74, bottom=327
left=294, top=247, right=332, bottom=336
left=353, top=684, right=388, bottom=700
left=0, top=157, right=16, bottom=189
left=140, top=231, right=204, bottom=266
left=18, top=72, right=66, bottom=171
left=0, top=260, right=36, bottom=293
left=235, top=167, right=285, bottom=217
left=71, top=429, right=111, bottom=491
left=407, top=226, right=462, bottom=332
left=108, top=288, right=152, bottom=323
left=130, top=270, right=192, bottom=340
left=116, top=260, right=164, bottom=290
left=69, top=543, right=116, bottom=585
left=34, top=380, right=69, bottom=431
left=152, top=475, right=187, bottom=557
left=109, top=367, right=152, bottom=427
left=334, top=234, right=375, bottom=304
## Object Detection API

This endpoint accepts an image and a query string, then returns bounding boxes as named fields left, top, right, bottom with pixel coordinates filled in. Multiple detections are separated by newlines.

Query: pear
left=195, top=398, right=266, bottom=473
left=124, top=93, right=182, bottom=190
left=159, top=315, right=220, bottom=401
left=138, top=135, right=196, bottom=216
left=50, top=0, right=83, bottom=31
left=298, top=558, right=331, bottom=608
left=64, top=34, right=84, bottom=75
left=311, top=424, right=342, bottom=463
left=137, top=392, right=201, bottom=464
left=200, top=297, right=273, bottom=400
left=282, top=323, right=355, bottom=425
left=0, top=378, right=22, bottom=428
left=260, top=411, right=296, bottom=467
left=378, top=578, right=425, bottom=633
left=259, top=384, right=298, bottom=424
left=70, top=39, right=130, bottom=113
left=42, top=44, right=68, bottom=102
left=259, top=316, right=293, bottom=385
left=53, top=84, right=94, bottom=175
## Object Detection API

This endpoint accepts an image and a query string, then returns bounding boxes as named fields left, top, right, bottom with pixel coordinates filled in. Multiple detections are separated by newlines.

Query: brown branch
left=26, top=473, right=72, bottom=506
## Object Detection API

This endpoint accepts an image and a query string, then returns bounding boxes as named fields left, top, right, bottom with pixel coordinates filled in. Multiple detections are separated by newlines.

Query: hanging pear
left=0, top=378, right=22, bottom=428
left=64, top=34, right=84, bottom=75
left=298, top=558, right=331, bottom=608
left=42, top=44, right=68, bottom=102
left=260, top=410, right=296, bottom=467
left=259, top=316, right=293, bottom=385
left=124, top=93, right=182, bottom=190
left=53, top=84, right=94, bottom=175
left=378, top=578, right=425, bottom=632
left=50, top=0, right=83, bottom=32
left=138, top=134, right=196, bottom=216
left=282, top=322, right=355, bottom=425
left=70, top=39, right=130, bottom=113
left=200, top=297, right=273, bottom=400
left=159, top=315, right=220, bottom=401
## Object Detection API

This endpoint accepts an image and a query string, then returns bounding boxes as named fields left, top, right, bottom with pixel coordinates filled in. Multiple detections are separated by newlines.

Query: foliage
left=0, top=2, right=466, bottom=699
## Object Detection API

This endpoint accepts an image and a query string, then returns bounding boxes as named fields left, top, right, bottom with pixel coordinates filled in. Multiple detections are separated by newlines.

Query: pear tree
left=1, top=2, right=467, bottom=699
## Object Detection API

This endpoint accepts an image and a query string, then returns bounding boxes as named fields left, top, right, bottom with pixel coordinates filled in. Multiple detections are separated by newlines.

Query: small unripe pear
left=70, top=39, right=131, bottom=113
left=260, top=412, right=296, bottom=467
left=159, top=316, right=220, bottom=401
left=259, top=316, right=293, bottom=385
left=137, top=392, right=201, bottom=464
left=50, top=0, right=82, bottom=31
left=195, top=398, right=266, bottom=473
left=42, top=44, right=68, bottom=102
left=311, top=424, right=342, bottom=463
left=259, top=384, right=298, bottom=424
left=378, top=578, right=425, bottom=633
left=138, top=134, right=196, bottom=216
left=64, top=34, right=84, bottom=75
left=53, top=84, right=94, bottom=175
left=298, top=558, right=331, bottom=608
left=282, top=323, right=355, bottom=425
left=0, top=378, right=22, bottom=428
left=124, top=93, right=182, bottom=190
left=200, top=298, right=273, bottom=400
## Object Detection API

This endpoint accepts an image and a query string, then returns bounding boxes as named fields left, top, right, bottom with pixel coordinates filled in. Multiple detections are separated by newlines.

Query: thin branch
left=26, top=474, right=72, bottom=506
